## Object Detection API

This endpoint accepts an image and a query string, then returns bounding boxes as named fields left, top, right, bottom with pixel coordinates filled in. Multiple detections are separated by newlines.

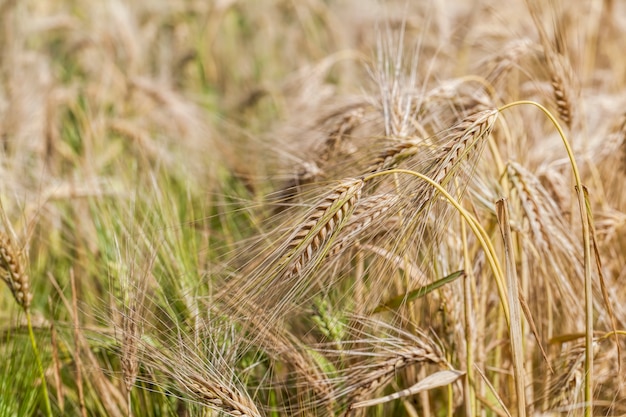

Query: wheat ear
left=144, top=342, right=261, bottom=417
left=0, top=233, right=33, bottom=310
left=273, top=107, right=364, bottom=211
left=366, top=139, right=422, bottom=173
left=183, top=375, right=261, bottom=417
left=327, top=193, right=399, bottom=259
left=430, top=108, right=498, bottom=186
left=226, top=178, right=364, bottom=325
left=485, top=38, right=536, bottom=85
left=340, top=337, right=445, bottom=416
left=280, top=177, right=364, bottom=279
left=526, top=2, right=577, bottom=129
left=224, top=301, right=336, bottom=412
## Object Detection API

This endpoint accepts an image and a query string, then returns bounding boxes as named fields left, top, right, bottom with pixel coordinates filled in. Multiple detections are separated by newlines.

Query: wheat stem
left=460, top=210, right=476, bottom=417
left=27, top=310, right=53, bottom=417
left=498, top=100, right=592, bottom=417
left=496, top=199, right=526, bottom=417
left=362, top=168, right=510, bottom=325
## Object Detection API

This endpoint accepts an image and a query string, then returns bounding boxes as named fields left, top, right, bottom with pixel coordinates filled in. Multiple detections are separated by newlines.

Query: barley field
left=0, top=0, right=625, bottom=416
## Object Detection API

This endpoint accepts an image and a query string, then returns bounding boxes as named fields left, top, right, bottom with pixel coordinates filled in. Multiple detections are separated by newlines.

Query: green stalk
left=498, top=100, right=593, bottom=417
left=26, top=309, right=53, bottom=417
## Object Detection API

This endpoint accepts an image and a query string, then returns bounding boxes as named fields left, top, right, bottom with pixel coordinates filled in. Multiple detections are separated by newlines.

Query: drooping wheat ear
left=485, top=38, right=537, bottom=85
left=317, top=106, right=365, bottom=164
left=0, top=232, right=32, bottom=310
left=430, top=108, right=498, bottom=186
left=506, top=162, right=586, bottom=324
left=538, top=168, right=571, bottom=217
left=145, top=343, right=261, bottom=417
left=182, top=375, right=261, bottom=417
left=420, top=80, right=494, bottom=124
left=527, top=3, right=577, bottom=129
left=280, top=178, right=364, bottom=279
left=327, top=193, right=400, bottom=259
left=547, top=53, right=576, bottom=129
left=273, top=108, right=364, bottom=213
left=507, top=162, right=582, bottom=259
left=366, top=139, right=422, bottom=173
left=340, top=335, right=445, bottom=415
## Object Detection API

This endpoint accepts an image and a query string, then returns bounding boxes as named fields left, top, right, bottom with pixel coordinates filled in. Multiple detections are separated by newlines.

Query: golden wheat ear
left=0, top=232, right=32, bottom=311
left=430, top=108, right=499, bottom=186
left=526, top=1, right=578, bottom=129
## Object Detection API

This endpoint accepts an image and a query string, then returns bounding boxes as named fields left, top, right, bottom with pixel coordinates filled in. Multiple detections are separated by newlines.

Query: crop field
left=0, top=0, right=625, bottom=416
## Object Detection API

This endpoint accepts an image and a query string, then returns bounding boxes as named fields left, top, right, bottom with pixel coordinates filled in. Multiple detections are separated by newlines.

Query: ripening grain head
left=0, top=233, right=32, bottom=311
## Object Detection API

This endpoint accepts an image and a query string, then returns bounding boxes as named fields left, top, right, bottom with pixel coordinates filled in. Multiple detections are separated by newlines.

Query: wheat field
left=0, top=0, right=625, bottom=416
